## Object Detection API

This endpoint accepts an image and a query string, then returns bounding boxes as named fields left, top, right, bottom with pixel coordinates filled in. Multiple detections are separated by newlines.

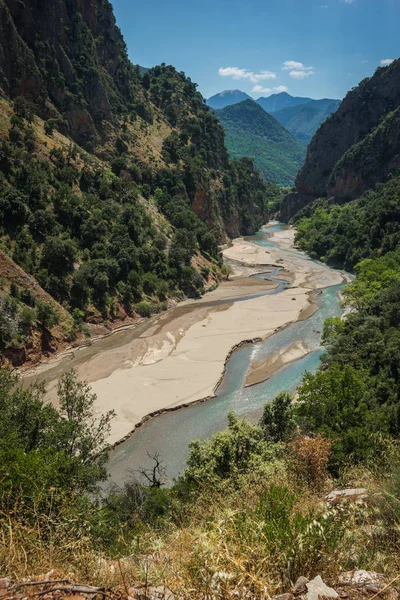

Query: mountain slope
left=0, top=0, right=281, bottom=364
left=215, top=99, right=306, bottom=185
left=280, top=59, right=400, bottom=220
left=207, top=89, right=252, bottom=109
left=256, top=92, right=312, bottom=113
left=273, top=98, right=341, bottom=144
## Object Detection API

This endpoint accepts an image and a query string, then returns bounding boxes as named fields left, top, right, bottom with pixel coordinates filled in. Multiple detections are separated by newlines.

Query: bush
left=135, top=300, right=159, bottom=318
left=36, top=301, right=58, bottom=329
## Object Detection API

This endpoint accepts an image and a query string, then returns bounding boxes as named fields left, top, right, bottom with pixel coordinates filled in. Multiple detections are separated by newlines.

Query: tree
left=36, top=301, right=58, bottom=329
left=184, top=412, right=284, bottom=486
left=260, top=392, right=295, bottom=443
left=54, top=369, right=115, bottom=466
left=138, top=452, right=167, bottom=488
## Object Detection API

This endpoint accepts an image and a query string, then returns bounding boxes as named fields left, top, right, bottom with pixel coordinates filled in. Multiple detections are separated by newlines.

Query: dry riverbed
left=24, top=223, right=343, bottom=445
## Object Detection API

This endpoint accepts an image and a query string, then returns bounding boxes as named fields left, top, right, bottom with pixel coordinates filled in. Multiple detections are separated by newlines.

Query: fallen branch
left=12, top=581, right=71, bottom=590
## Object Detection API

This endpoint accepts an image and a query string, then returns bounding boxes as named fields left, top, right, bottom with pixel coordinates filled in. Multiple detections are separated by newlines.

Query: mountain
left=280, top=59, right=400, bottom=221
left=0, top=0, right=281, bottom=365
left=207, top=89, right=252, bottom=109
left=256, top=92, right=312, bottom=113
left=215, top=99, right=306, bottom=186
left=273, top=98, right=341, bottom=145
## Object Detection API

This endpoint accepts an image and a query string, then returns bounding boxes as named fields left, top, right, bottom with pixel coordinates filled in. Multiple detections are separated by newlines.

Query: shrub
left=289, top=434, right=332, bottom=489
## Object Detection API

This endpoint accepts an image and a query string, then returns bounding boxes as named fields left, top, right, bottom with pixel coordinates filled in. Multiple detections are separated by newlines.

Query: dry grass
left=2, top=470, right=400, bottom=598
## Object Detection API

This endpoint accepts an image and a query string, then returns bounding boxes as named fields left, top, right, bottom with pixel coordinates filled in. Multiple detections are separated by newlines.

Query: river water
left=105, top=224, right=346, bottom=488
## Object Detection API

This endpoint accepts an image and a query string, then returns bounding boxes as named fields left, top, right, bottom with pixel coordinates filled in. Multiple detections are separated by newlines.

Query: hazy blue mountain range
left=273, top=98, right=341, bottom=144
left=206, top=89, right=253, bottom=109
left=215, top=99, right=306, bottom=186
left=256, top=92, right=312, bottom=113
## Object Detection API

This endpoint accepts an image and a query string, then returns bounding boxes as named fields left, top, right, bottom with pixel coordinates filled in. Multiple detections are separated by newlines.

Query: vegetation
left=294, top=173, right=400, bottom=270
left=273, top=99, right=341, bottom=145
left=215, top=100, right=306, bottom=185
left=0, top=65, right=281, bottom=360
left=2, top=366, right=400, bottom=597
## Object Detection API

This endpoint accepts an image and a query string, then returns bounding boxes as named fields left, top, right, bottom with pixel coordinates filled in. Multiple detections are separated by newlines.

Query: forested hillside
left=215, top=99, right=306, bottom=185
left=0, top=0, right=279, bottom=364
left=273, top=98, right=341, bottom=145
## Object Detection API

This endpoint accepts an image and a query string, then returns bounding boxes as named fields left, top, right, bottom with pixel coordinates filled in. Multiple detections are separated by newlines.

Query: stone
left=306, top=575, right=338, bottom=600
left=0, top=580, right=11, bottom=591
left=293, top=576, right=309, bottom=595
left=326, top=489, right=368, bottom=504
left=337, top=571, right=385, bottom=587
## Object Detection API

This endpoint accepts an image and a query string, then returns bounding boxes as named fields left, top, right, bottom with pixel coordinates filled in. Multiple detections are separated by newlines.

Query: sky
left=112, top=0, right=399, bottom=100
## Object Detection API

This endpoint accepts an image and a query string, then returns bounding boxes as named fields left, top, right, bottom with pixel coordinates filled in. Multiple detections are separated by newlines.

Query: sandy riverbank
left=26, top=223, right=344, bottom=445
left=244, top=340, right=311, bottom=387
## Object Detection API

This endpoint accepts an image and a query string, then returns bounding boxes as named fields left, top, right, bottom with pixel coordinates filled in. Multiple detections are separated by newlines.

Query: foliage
left=215, top=100, right=306, bottom=185
left=184, top=412, right=285, bottom=488
left=294, top=174, right=400, bottom=271
left=260, top=392, right=295, bottom=442
left=0, top=367, right=114, bottom=510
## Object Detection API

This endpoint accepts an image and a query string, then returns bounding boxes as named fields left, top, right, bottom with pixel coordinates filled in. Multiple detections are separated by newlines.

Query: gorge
left=23, top=221, right=348, bottom=485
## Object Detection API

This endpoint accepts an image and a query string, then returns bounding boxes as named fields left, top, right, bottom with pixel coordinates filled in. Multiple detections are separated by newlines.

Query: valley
left=1, top=0, right=400, bottom=594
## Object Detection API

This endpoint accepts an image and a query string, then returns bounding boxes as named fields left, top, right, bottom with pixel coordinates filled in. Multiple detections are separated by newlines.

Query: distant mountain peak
left=256, top=93, right=313, bottom=113
left=206, top=89, right=252, bottom=109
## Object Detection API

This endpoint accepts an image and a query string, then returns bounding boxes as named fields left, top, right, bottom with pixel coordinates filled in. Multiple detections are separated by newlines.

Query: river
left=105, top=223, right=347, bottom=488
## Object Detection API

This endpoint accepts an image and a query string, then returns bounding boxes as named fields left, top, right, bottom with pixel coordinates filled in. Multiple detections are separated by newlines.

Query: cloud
left=361, top=60, right=369, bottom=64
left=252, top=85, right=289, bottom=95
left=289, top=70, right=315, bottom=79
left=344, top=0, right=356, bottom=4
left=380, top=58, right=394, bottom=66
left=218, top=66, right=276, bottom=83
left=282, top=60, right=315, bottom=79
left=252, top=85, right=271, bottom=94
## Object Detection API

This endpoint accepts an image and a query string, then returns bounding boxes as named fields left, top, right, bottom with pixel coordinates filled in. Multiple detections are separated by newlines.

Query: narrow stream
left=105, top=224, right=347, bottom=488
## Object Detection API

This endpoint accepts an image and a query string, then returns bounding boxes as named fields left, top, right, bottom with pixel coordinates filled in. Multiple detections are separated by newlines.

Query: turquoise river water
left=106, top=224, right=347, bottom=488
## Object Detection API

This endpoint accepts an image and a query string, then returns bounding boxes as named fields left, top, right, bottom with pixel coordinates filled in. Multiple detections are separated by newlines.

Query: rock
left=0, top=580, right=11, bottom=591
left=337, top=571, right=385, bottom=587
left=326, top=489, right=368, bottom=504
left=293, top=576, right=309, bottom=595
left=306, top=575, right=338, bottom=600
left=130, top=586, right=175, bottom=600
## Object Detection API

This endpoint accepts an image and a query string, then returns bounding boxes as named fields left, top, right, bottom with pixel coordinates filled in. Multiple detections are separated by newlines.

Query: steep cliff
left=0, top=0, right=139, bottom=147
left=280, top=59, right=400, bottom=220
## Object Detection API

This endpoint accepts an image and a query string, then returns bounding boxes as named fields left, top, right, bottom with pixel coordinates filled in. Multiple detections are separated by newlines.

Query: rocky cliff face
left=280, top=59, right=400, bottom=220
left=0, top=0, right=139, bottom=146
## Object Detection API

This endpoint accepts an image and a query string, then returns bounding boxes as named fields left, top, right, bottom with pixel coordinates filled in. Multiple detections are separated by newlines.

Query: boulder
left=306, top=576, right=338, bottom=600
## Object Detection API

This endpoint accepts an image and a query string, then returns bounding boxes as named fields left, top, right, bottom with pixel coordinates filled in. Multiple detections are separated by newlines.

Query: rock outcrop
left=280, top=59, right=400, bottom=220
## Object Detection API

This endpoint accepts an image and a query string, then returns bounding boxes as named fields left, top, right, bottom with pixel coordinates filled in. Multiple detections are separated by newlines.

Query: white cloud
left=252, top=85, right=289, bottom=95
left=218, top=66, right=276, bottom=83
left=344, top=0, right=356, bottom=4
left=380, top=58, right=394, bottom=66
left=282, top=60, right=315, bottom=79
left=252, top=85, right=271, bottom=94
left=289, top=70, right=314, bottom=79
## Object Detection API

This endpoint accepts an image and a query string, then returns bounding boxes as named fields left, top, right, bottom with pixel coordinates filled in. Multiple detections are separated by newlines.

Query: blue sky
left=113, top=0, right=399, bottom=100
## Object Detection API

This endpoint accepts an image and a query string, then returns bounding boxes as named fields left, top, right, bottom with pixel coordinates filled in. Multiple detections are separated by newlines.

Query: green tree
left=260, top=392, right=295, bottom=443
